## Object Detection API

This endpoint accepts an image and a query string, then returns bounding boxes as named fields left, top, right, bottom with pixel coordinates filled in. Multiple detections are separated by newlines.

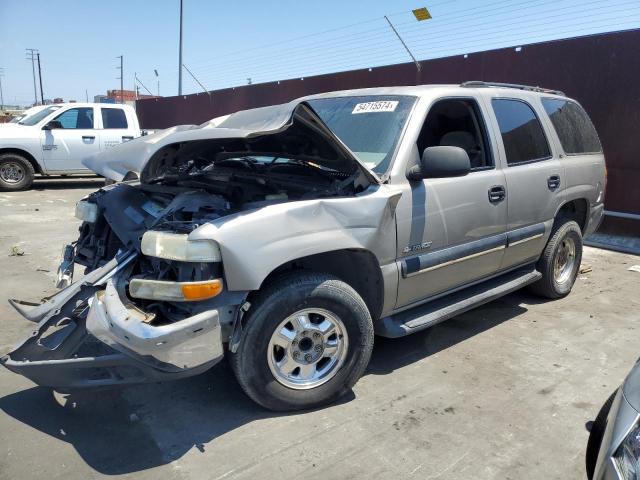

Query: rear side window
left=101, top=108, right=128, bottom=129
left=541, top=99, right=602, bottom=154
left=54, top=107, right=94, bottom=129
left=491, top=99, right=551, bottom=165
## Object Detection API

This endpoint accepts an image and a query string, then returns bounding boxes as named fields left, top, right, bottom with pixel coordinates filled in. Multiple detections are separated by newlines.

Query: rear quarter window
left=101, top=108, right=128, bottom=129
left=541, top=99, right=602, bottom=154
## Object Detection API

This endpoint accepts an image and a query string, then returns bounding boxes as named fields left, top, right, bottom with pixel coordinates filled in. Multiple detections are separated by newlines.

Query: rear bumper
left=1, top=254, right=225, bottom=389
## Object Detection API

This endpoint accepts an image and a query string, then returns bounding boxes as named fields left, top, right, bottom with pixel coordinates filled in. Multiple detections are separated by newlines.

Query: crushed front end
left=1, top=183, right=245, bottom=389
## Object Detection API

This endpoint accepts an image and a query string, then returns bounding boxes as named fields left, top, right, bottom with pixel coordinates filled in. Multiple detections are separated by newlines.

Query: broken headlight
left=75, top=200, right=99, bottom=223
left=614, top=420, right=640, bottom=479
left=141, top=231, right=221, bottom=262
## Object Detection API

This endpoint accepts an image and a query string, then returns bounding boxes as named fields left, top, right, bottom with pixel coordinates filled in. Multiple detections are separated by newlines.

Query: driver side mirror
left=407, top=146, right=471, bottom=181
left=43, top=120, right=63, bottom=130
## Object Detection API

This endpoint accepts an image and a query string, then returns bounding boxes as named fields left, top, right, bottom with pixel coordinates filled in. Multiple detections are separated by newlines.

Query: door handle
left=547, top=175, right=561, bottom=190
left=488, top=185, right=506, bottom=203
left=82, top=135, right=95, bottom=141
left=122, top=136, right=134, bottom=142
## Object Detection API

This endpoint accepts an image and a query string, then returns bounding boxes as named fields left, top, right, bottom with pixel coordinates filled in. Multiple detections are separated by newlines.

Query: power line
left=191, top=0, right=616, bottom=77
left=182, top=0, right=455, bottom=69
left=186, top=0, right=539, bottom=73
left=196, top=2, right=639, bottom=86
left=203, top=13, right=639, bottom=89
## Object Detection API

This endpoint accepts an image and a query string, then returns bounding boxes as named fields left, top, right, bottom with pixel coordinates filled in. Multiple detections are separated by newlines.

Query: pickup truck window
left=19, top=106, right=62, bottom=126
left=54, top=107, right=94, bottom=129
left=491, top=99, right=551, bottom=165
left=307, top=95, right=416, bottom=174
left=541, top=99, right=602, bottom=155
left=417, top=98, right=493, bottom=170
left=101, top=108, right=128, bottom=129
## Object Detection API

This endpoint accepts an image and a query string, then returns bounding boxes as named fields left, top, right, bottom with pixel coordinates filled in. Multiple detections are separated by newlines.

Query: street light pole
left=178, top=0, right=183, bottom=95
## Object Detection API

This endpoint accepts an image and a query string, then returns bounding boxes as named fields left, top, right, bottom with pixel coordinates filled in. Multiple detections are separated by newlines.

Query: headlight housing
left=615, top=422, right=640, bottom=478
left=141, top=231, right=221, bottom=262
left=75, top=200, right=98, bottom=223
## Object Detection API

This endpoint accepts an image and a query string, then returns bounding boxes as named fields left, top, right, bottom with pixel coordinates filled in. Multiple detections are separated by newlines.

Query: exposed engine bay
left=1, top=97, right=399, bottom=391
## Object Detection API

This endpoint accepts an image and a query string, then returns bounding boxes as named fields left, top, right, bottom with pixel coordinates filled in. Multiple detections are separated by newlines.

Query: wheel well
left=0, top=148, right=42, bottom=174
left=556, top=199, right=589, bottom=233
left=257, top=249, right=385, bottom=321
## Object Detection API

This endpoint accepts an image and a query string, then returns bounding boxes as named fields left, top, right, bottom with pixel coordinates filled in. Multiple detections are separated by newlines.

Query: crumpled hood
left=83, top=101, right=380, bottom=184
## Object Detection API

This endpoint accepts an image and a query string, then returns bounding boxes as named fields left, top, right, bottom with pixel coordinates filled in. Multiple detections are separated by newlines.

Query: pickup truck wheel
left=530, top=220, right=582, bottom=299
left=230, top=272, right=374, bottom=411
left=0, top=153, right=34, bottom=191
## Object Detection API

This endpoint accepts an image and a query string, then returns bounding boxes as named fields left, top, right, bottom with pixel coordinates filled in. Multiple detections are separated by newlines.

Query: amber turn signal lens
left=181, top=279, right=223, bottom=300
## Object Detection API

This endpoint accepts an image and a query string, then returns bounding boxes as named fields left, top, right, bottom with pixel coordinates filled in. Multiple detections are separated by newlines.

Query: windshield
left=9, top=115, right=26, bottom=124
left=307, top=95, right=416, bottom=173
left=20, top=106, right=61, bottom=126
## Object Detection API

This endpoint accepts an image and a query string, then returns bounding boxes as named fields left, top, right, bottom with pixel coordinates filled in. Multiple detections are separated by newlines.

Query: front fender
left=189, top=186, right=402, bottom=291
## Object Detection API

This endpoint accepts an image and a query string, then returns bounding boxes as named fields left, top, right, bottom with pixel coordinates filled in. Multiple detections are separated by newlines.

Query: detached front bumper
left=1, top=253, right=224, bottom=389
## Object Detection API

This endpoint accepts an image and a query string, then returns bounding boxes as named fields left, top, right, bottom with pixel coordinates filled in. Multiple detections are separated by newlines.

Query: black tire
left=0, top=153, right=35, bottom=191
left=529, top=220, right=583, bottom=299
left=586, top=390, right=617, bottom=479
left=230, top=272, right=374, bottom=411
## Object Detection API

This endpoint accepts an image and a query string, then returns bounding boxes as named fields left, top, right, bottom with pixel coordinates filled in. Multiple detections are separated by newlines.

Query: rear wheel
left=530, top=220, right=582, bottom=299
left=0, top=153, right=34, bottom=191
left=230, top=272, right=374, bottom=411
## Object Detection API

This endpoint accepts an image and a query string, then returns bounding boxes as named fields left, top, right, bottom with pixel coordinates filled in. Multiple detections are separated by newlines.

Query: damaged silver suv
left=2, top=83, right=606, bottom=411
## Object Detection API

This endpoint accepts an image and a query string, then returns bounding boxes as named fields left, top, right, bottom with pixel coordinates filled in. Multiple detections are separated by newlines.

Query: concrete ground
left=1, top=177, right=639, bottom=480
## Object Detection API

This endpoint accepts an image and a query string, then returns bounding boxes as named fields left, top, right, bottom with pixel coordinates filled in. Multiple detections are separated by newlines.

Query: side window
left=417, top=98, right=493, bottom=170
left=101, top=108, right=128, bottom=129
left=541, top=99, right=602, bottom=154
left=491, top=99, right=550, bottom=165
left=54, top=108, right=94, bottom=129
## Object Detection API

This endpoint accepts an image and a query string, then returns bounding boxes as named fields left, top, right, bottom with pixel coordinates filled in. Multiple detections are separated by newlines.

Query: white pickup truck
left=0, top=103, right=141, bottom=191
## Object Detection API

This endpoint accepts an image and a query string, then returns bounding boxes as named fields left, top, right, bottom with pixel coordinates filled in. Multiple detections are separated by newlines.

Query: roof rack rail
left=460, top=81, right=565, bottom=96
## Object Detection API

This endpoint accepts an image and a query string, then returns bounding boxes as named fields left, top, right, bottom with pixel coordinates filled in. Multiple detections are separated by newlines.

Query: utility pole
left=37, top=53, right=44, bottom=104
left=85, top=89, right=88, bottom=102
left=178, top=0, right=183, bottom=95
left=0, top=68, right=4, bottom=111
left=154, top=69, right=159, bottom=96
left=116, top=55, right=123, bottom=104
left=383, top=16, right=421, bottom=72
left=26, top=48, right=39, bottom=105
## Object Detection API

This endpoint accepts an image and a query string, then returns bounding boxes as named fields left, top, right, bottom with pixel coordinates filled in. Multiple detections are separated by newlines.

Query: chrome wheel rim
left=0, top=162, right=25, bottom=184
left=554, top=236, right=576, bottom=284
left=267, top=308, right=348, bottom=390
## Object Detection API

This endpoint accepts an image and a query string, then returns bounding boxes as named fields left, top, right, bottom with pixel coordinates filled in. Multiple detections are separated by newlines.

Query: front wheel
left=0, top=153, right=35, bottom=191
left=529, top=220, right=583, bottom=299
left=230, top=272, right=374, bottom=411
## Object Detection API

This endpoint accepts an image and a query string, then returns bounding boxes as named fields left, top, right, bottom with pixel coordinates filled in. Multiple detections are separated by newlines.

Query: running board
left=377, top=267, right=542, bottom=338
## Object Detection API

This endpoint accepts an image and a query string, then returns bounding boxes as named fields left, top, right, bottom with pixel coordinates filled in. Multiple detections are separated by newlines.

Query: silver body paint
left=2, top=84, right=606, bottom=388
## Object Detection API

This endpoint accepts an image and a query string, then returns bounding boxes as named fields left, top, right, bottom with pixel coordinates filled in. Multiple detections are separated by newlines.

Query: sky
left=1, top=0, right=639, bottom=106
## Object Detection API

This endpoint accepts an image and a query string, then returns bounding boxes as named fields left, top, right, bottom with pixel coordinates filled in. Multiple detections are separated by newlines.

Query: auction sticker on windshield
left=352, top=101, right=399, bottom=114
